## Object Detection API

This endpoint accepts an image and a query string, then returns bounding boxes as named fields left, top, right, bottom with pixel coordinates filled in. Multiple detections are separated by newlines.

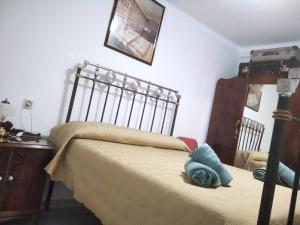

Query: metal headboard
left=237, top=117, right=265, bottom=152
left=65, top=60, right=181, bottom=136
left=45, top=61, right=181, bottom=209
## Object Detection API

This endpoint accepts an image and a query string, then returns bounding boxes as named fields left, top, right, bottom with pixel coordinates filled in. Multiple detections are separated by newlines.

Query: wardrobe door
left=0, top=148, right=10, bottom=210
left=281, top=85, right=300, bottom=171
left=206, top=77, right=248, bottom=165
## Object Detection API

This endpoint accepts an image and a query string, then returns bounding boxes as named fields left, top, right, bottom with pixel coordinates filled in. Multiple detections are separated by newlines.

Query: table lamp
left=0, top=99, right=15, bottom=140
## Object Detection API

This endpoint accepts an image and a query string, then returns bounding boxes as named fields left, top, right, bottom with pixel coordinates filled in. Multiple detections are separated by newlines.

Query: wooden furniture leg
left=44, top=181, right=55, bottom=210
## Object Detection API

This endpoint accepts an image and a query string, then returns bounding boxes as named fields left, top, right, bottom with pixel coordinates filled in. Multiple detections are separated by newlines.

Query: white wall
left=0, top=0, right=239, bottom=142
left=0, top=0, right=239, bottom=199
left=243, top=85, right=278, bottom=152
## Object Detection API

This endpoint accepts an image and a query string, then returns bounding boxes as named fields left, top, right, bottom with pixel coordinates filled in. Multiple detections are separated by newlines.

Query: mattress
left=46, top=122, right=300, bottom=225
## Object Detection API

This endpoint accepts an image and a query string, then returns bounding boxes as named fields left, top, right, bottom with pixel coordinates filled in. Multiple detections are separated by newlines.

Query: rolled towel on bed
left=184, top=159, right=221, bottom=188
left=253, top=162, right=299, bottom=188
left=189, top=143, right=233, bottom=185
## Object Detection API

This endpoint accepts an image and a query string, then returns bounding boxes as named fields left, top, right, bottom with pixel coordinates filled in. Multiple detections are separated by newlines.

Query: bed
left=234, top=117, right=269, bottom=171
left=46, top=121, right=300, bottom=225
left=46, top=61, right=300, bottom=225
left=237, top=117, right=265, bottom=152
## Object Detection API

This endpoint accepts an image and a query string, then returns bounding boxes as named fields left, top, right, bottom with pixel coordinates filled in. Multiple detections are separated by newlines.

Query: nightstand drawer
left=1, top=148, right=53, bottom=211
left=0, top=140, right=54, bottom=221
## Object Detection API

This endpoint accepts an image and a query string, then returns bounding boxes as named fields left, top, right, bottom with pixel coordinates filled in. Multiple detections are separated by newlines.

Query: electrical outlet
left=23, top=99, right=34, bottom=110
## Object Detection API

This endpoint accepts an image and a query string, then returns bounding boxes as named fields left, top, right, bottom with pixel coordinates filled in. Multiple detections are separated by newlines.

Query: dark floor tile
left=1, top=207, right=101, bottom=225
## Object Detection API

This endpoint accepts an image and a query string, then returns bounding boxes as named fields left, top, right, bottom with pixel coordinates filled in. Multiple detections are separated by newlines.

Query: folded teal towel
left=253, top=162, right=299, bottom=188
left=189, top=143, right=233, bottom=185
left=184, top=159, right=221, bottom=188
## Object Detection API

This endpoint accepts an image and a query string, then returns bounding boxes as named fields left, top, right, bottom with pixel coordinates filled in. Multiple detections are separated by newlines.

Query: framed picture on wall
left=104, top=0, right=165, bottom=65
left=246, top=84, right=263, bottom=112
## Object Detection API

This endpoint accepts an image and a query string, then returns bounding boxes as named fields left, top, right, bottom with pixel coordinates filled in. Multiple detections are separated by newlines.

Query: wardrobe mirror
left=237, top=84, right=279, bottom=153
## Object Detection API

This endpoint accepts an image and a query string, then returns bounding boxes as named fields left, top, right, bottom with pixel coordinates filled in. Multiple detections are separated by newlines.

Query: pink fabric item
left=177, top=137, right=198, bottom=152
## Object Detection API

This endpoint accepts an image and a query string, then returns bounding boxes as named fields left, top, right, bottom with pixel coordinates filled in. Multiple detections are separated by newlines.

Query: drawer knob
left=8, top=176, right=14, bottom=182
left=0, top=176, right=2, bottom=181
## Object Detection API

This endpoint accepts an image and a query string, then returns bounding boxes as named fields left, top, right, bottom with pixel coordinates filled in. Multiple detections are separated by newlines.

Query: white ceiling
left=165, top=0, right=300, bottom=47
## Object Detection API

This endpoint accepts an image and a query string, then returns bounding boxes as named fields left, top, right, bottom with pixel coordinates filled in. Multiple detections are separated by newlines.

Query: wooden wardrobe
left=206, top=62, right=300, bottom=171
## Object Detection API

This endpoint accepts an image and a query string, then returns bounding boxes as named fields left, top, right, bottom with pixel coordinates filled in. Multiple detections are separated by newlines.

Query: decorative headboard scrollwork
left=65, top=60, right=181, bottom=136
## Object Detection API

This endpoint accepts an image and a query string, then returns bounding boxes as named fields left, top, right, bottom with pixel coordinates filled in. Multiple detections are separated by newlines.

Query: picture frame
left=245, top=84, right=263, bottom=112
left=104, top=0, right=165, bottom=65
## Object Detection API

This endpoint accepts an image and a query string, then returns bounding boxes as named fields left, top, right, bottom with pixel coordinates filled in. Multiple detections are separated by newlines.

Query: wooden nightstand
left=0, top=138, right=54, bottom=223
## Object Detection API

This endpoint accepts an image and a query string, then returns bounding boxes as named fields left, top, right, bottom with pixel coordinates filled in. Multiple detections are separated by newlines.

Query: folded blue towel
left=184, top=159, right=221, bottom=188
left=189, top=143, right=233, bottom=185
left=253, top=162, right=299, bottom=188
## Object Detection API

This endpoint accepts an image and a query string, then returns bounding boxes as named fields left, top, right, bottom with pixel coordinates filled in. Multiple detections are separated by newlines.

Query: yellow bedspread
left=234, top=151, right=268, bottom=172
left=46, top=122, right=300, bottom=225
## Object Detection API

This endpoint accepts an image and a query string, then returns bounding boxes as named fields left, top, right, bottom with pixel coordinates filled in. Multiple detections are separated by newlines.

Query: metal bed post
left=256, top=125, right=265, bottom=151
left=138, top=83, right=150, bottom=130
left=85, top=68, right=98, bottom=121
left=257, top=95, right=290, bottom=225
left=150, top=97, right=159, bottom=132
left=160, top=91, right=171, bottom=134
left=65, top=66, right=82, bottom=123
left=257, top=72, right=300, bottom=225
left=114, top=76, right=127, bottom=125
left=170, top=94, right=181, bottom=136
left=45, top=66, right=82, bottom=210
left=288, top=141, right=300, bottom=225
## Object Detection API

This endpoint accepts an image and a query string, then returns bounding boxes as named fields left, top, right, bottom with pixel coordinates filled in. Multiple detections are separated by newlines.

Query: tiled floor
left=2, top=207, right=101, bottom=225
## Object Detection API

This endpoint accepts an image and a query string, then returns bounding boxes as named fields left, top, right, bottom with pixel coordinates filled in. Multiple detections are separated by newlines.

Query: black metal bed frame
left=237, top=117, right=265, bottom=152
left=257, top=96, right=300, bottom=225
left=45, top=60, right=181, bottom=207
left=44, top=60, right=300, bottom=225
left=66, top=60, right=180, bottom=135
